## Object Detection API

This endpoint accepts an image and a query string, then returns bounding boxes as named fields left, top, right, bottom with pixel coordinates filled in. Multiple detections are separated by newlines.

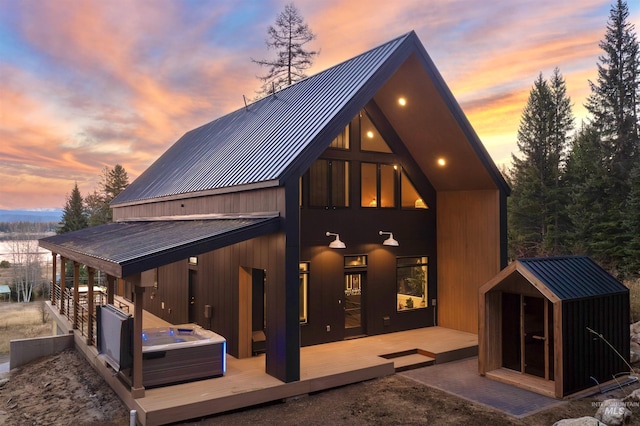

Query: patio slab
left=400, top=357, right=566, bottom=418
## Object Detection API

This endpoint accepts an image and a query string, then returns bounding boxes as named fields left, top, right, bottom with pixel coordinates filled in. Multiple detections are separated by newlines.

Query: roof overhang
left=39, top=214, right=280, bottom=278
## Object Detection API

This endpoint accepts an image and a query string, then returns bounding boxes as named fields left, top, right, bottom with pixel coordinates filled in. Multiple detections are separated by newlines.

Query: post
left=73, top=262, right=80, bottom=329
left=106, top=275, right=115, bottom=305
left=59, top=257, right=66, bottom=315
left=87, top=267, right=95, bottom=345
left=131, top=277, right=145, bottom=398
left=51, top=253, right=57, bottom=306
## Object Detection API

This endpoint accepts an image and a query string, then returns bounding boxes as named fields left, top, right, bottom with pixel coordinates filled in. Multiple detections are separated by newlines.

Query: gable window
left=360, top=111, right=392, bottom=153
left=361, top=163, right=396, bottom=208
left=328, top=124, right=350, bottom=150
left=309, top=159, right=349, bottom=208
left=401, top=173, right=428, bottom=209
left=397, top=256, right=428, bottom=311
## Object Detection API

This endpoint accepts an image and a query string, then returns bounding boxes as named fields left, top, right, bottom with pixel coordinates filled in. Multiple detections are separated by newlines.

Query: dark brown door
left=344, top=273, right=364, bottom=338
left=523, top=296, right=545, bottom=378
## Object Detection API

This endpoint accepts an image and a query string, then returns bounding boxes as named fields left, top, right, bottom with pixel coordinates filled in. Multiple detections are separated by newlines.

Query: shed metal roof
left=518, top=256, right=628, bottom=300
left=39, top=215, right=279, bottom=278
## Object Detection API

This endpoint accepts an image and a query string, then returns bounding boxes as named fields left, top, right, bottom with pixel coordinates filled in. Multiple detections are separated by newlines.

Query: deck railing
left=51, top=282, right=105, bottom=346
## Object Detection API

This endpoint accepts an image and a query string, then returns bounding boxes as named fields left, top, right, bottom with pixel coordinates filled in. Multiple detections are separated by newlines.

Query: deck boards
left=46, top=302, right=477, bottom=426
left=134, top=326, right=478, bottom=425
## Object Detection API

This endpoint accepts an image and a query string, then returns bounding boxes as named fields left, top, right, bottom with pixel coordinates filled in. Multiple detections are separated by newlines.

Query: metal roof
left=39, top=216, right=279, bottom=278
left=113, top=33, right=412, bottom=205
left=518, top=256, right=628, bottom=300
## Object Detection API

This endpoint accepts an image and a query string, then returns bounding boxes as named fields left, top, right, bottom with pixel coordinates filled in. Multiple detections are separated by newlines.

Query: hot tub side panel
left=142, top=341, right=225, bottom=387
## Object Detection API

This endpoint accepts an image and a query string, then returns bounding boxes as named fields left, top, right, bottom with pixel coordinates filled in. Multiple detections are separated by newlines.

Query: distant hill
left=0, top=209, right=63, bottom=223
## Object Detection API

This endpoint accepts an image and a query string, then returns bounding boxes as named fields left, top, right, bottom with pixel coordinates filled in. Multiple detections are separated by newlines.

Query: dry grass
left=0, top=301, right=52, bottom=354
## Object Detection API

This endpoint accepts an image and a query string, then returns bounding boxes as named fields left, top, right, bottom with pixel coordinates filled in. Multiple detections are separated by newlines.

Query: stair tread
left=392, top=353, right=435, bottom=368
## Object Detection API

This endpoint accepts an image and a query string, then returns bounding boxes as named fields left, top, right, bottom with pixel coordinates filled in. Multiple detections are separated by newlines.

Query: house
left=40, top=31, right=509, bottom=392
left=479, top=256, right=630, bottom=398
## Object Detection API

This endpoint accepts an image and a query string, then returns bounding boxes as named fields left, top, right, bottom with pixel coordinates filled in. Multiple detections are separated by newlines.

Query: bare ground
left=3, top=348, right=640, bottom=426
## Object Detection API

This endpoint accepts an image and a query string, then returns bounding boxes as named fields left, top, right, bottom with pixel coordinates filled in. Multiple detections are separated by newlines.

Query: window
left=401, top=173, right=428, bottom=209
left=361, top=163, right=397, bottom=208
left=299, top=263, right=309, bottom=324
left=329, top=124, right=350, bottom=149
left=397, top=257, right=428, bottom=311
left=309, top=159, right=349, bottom=207
left=360, top=111, right=392, bottom=153
left=344, top=255, right=367, bottom=268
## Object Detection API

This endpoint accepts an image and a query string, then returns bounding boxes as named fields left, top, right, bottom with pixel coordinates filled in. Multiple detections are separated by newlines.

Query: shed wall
left=562, top=293, right=629, bottom=395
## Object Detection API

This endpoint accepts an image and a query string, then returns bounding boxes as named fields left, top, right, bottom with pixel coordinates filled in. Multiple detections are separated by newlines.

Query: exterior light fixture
left=366, top=130, right=374, bottom=138
left=398, top=97, right=407, bottom=106
left=379, top=231, right=399, bottom=247
left=326, top=232, right=346, bottom=249
left=437, top=158, right=446, bottom=167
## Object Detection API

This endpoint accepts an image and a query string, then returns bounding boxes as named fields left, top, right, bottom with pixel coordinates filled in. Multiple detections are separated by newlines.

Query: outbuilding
left=479, top=256, right=630, bottom=398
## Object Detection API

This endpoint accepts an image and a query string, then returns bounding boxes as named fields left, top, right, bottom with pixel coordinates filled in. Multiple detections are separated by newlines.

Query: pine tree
left=508, top=71, right=573, bottom=258
left=251, top=3, right=318, bottom=96
left=58, top=183, right=88, bottom=234
left=86, top=165, right=129, bottom=226
left=623, top=158, right=640, bottom=276
left=582, top=0, right=640, bottom=272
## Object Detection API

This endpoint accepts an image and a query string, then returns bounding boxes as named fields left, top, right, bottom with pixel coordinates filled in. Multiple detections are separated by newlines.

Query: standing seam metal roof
left=112, top=33, right=412, bottom=205
left=518, top=256, right=628, bottom=300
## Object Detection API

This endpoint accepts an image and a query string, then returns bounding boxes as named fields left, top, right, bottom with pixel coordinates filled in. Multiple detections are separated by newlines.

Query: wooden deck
left=133, top=327, right=477, bottom=425
left=45, top=302, right=477, bottom=426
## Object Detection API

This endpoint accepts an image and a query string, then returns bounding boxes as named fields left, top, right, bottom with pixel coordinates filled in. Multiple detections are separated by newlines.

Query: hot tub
left=141, top=326, right=226, bottom=387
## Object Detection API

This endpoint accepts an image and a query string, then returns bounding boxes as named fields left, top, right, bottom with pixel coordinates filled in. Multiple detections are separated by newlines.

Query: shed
left=479, top=256, right=629, bottom=398
left=0, top=285, right=9, bottom=301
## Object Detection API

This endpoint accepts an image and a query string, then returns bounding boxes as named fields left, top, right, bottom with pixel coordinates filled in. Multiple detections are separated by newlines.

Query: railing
left=52, top=285, right=105, bottom=346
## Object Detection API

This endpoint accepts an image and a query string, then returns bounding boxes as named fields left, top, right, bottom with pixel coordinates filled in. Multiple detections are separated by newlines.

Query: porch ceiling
left=39, top=215, right=280, bottom=278
left=374, top=54, right=503, bottom=192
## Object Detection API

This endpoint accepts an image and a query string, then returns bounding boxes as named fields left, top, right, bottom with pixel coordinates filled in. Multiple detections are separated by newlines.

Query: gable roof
left=481, top=256, right=628, bottom=302
left=113, top=31, right=508, bottom=207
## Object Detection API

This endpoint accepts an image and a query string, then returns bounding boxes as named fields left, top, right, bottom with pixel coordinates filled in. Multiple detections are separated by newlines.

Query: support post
left=87, top=267, right=95, bottom=345
left=59, top=257, right=66, bottom=315
left=51, top=253, right=57, bottom=306
left=131, top=278, right=145, bottom=399
left=73, top=262, right=80, bottom=329
left=106, top=275, right=115, bottom=305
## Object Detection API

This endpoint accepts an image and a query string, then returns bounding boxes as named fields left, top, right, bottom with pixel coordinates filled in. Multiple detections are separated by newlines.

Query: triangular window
left=402, top=173, right=428, bottom=209
left=360, top=111, right=392, bottom=153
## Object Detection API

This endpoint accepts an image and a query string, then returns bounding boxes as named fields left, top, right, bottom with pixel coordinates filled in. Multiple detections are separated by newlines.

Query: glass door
left=523, top=296, right=546, bottom=378
left=344, top=273, right=364, bottom=337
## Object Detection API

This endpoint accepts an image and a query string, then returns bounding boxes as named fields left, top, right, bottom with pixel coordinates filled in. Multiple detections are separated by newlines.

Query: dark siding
left=562, top=293, right=630, bottom=395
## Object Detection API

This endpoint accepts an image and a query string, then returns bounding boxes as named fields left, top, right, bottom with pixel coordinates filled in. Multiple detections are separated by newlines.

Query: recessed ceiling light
left=367, top=131, right=374, bottom=138
left=398, top=97, right=406, bottom=106
left=437, top=158, right=446, bottom=167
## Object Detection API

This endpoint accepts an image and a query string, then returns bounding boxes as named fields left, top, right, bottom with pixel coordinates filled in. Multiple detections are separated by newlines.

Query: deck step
left=391, top=353, right=435, bottom=371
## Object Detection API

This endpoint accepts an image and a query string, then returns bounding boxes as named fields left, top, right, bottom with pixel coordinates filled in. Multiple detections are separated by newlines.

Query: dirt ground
left=3, top=348, right=640, bottom=426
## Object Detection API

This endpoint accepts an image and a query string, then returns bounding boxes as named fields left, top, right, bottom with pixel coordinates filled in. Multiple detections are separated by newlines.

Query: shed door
left=502, top=293, right=554, bottom=381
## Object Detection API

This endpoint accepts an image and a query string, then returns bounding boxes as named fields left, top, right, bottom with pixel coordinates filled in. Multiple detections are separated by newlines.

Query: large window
left=299, top=262, right=309, bottom=324
left=360, top=111, right=392, bottom=153
left=361, top=163, right=396, bottom=208
left=401, top=173, right=428, bottom=209
left=397, top=256, right=428, bottom=311
left=309, top=159, right=349, bottom=208
left=329, top=124, right=350, bottom=150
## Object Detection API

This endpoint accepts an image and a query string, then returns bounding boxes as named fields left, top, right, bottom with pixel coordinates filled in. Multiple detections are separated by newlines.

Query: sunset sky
left=1, top=0, right=638, bottom=210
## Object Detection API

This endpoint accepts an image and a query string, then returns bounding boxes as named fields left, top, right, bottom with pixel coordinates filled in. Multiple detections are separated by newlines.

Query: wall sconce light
left=379, top=231, right=399, bottom=247
left=326, top=232, right=346, bottom=249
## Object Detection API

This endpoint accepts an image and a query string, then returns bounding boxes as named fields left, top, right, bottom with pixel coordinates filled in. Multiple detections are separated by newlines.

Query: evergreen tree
left=251, top=3, right=318, bottom=96
left=508, top=71, right=573, bottom=258
left=86, top=165, right=129, bottom=226
left=623, top=158, right=640, bottom=276
left=582, top=0, right=640, bottom=272
left=58, top=183, right=87, bottom=234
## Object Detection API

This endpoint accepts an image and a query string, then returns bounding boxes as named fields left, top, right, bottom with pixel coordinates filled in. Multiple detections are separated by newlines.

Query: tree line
left=508, top=0, right=640, bottom=279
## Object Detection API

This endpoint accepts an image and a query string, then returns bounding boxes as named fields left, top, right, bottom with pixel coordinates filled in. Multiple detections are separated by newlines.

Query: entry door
left=188, top=270, right=197, bottom=323
left=344, top=273, right=364, bottom=337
